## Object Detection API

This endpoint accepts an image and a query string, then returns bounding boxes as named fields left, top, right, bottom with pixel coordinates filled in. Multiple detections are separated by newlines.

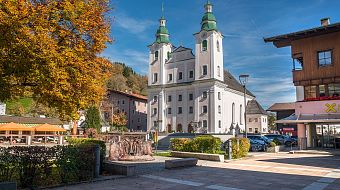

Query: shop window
left=328, top=84, right=340, bottom=97
left=319, top=85, right=326, bottom=97
left=304, top=86, right=317, bottom=99
left=318, top=50, right=332, bottom=66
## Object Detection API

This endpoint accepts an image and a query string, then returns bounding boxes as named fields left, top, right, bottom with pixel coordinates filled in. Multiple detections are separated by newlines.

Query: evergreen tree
left=85, top=106, right=102, bottom=133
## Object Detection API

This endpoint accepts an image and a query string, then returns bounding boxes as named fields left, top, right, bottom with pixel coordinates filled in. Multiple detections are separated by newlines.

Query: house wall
left=246, top=114, right=268, bottom=134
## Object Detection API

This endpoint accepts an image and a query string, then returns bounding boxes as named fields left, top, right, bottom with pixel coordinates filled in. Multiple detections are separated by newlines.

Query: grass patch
left=153, top=151, right=171, bottom=157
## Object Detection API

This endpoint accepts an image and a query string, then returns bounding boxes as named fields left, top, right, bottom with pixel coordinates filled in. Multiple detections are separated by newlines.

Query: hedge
left=67, top=138, right=106, bottom=172
left=170, top=135, right=222, bottom=154
left=0, top=144, right=97, bottom=189
left=229, top=137, right=250, bottom=159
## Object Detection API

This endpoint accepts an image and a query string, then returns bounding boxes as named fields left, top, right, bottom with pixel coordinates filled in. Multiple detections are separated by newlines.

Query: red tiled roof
left=108, top=90, right=147, bottom=101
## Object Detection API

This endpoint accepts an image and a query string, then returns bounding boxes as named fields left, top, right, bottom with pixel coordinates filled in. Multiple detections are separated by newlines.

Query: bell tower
left=194, top=1, right=224, bottom=82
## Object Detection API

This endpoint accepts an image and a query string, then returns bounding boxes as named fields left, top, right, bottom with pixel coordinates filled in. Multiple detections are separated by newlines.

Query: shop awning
left=276, top=113, right=340, bottom=124
left=0, top=122, right=34, bottom=131
left=34, top=123, right=66, bottom=132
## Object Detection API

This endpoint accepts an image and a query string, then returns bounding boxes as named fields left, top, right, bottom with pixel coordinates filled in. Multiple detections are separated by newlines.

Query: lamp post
left=239, top=74, right=249, bottom=138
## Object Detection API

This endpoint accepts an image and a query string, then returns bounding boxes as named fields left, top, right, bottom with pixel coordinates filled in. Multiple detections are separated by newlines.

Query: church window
left=240, top=105, right=243, bottom=124
left=218, top=105, right=221, bottom=114
left=218, top=92, right=221, bottom=100
left=155, top=51, right=159, bottom=60
left=217, top=40, right=220, bottom=52
left=203, top=65, right=208, bottom=75
left=202, top=120, right=208, bottom=128
left=202, top=40, right=207, bottom=51
left=178, top=94, right=182, bottom=101
left=178, top=72, right=183, bottom=80
left=218, top=120, right=221, bottom=128
left=232, top=103, right=235, bottom=124
left=202, top=105, right=208, bottom=113
left=189, top=70, right=194, bottom=78
left=217, top=66, right=221, bottom=77
left=167, top=52, right=171, bottom=60
left=168, top=74, right=173, bottom=81
left=202, top=91, right=208, bottom=99
left=153, top=73, right=158, bottom=83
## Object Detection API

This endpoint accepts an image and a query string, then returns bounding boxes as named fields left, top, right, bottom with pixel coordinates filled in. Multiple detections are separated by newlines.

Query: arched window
left=232, top=103, right=235, bottom=124
left=167, top=52, right=170, bottom=60
left=177, top=124, right=183, bottom=132
left=155, top=51, right=159, bottom=60
left=240, top=105, right=243, bottom=124
left=218, top=105, right=221, bottom=114
left=217, top=66, right=220, bottom=77
left=202, top=40, right=207, bottom=51
left=217, top=40, right=220, bottom=52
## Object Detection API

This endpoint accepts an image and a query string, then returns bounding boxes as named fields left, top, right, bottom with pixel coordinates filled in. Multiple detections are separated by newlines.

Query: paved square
left=51, top=153, right=340, bottom=190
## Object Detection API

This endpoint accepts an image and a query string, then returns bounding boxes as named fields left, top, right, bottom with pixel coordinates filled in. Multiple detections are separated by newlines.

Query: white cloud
left=115, top=13, right=156, bottom=34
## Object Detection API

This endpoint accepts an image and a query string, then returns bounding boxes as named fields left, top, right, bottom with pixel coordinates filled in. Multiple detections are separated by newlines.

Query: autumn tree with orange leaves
left=0, top=0, right=112, bottom=134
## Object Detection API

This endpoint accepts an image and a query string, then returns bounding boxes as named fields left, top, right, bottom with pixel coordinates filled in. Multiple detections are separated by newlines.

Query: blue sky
left=102, top=0, right=340, bottom=109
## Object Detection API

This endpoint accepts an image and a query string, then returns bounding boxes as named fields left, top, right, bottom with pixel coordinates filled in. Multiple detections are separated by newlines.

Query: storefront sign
left=325, top=103, right=340, bottom=113
left=283, top=128, right=295, bottom=131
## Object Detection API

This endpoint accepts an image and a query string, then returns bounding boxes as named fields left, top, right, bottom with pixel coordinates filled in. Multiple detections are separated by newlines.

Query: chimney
left=321, top=17, right=330, bottom=26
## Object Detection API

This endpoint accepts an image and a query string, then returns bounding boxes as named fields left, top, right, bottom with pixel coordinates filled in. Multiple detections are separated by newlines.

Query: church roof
left=172, top=46, right=192, bottom=53
left=246, top=100, right=267, bottom=115
left=224, top=70, right=254, bottom=97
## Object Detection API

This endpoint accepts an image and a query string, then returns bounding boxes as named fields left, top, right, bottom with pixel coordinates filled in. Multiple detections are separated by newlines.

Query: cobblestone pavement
left=51, top=153, right=340, bottom=190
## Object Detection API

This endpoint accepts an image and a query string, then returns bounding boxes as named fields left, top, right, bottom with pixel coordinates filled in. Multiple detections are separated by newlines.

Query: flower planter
left=266, top=145, right=285, bottom=153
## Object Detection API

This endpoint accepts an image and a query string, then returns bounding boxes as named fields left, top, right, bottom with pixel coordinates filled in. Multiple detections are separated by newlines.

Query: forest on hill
left=5, top=62, right=148, bottom=117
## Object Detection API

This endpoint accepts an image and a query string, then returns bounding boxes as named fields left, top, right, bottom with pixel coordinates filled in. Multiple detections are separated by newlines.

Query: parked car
left=249, top=139, right=267, bottom=152
left=264, top=134, right=294, bottom=146
left=247, top=135, right=271, bottom=144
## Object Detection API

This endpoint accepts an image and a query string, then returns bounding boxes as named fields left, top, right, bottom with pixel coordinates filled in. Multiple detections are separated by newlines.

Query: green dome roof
left=156, top=26, right=169, bottom=35
left=201, top=22, right=217, bottom=31
left=201, top=12, right=216, bottom=22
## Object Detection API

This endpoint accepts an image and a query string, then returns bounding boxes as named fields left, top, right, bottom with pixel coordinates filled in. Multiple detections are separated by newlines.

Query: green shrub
left=269, top=142, right=276, bottom=147
left=170, top=136, right=222, bottom=154
left=0, top=145, right=97, bottom=189
left=272, top=138, right=282, bottom=146
left=67, top=138, right=106, bottom=173
left=170, top=138, right=191, bottom=152
left=229, top=138, right=250, bottom=159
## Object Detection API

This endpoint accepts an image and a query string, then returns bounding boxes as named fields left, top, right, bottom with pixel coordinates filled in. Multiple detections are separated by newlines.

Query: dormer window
left=318, top=50, right=332, bottom=66
left=155, top=51, right=159, bottom=60
left=202, top=40, right=207, bottom=51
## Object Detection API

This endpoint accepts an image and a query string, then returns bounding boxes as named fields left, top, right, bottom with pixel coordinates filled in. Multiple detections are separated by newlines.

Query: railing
left=0, top=134, right=85, bottom=146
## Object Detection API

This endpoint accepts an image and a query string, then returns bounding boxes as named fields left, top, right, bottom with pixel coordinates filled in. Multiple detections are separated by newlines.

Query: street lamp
left=239, top=74, right=249, bottom=138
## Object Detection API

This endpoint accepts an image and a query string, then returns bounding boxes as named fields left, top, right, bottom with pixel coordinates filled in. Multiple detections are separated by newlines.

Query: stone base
left=118, top=155, right=155, bottom=161
left=165, top=158, right=198, bottom=169
left=103, top=161, right=136, bottom=176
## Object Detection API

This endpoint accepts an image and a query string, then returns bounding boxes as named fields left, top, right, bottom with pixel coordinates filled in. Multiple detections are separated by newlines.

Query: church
left=147, top=1, right=255, bottom=134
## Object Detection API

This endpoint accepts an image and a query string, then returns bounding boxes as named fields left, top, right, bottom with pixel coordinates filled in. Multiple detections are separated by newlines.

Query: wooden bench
left=165, top=158, right=198, bottom=169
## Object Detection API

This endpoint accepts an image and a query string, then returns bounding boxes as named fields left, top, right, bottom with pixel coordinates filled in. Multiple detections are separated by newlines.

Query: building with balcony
left=147, top=2, right=255, bottom=134
left=265, top=18, right=340, bottom=149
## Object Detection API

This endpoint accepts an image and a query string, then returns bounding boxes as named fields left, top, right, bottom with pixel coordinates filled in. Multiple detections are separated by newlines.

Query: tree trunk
left=72, top=120, right=78, bottom=135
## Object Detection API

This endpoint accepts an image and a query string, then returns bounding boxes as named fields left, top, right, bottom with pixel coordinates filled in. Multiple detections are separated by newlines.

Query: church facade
left=147, top=1, right=254, bottom=134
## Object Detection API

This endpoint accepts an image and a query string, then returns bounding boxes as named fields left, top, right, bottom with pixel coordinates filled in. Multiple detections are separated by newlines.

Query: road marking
left=228, top=163, right=329, bottom=172
left=302, top=182, right=329, bottom=190
left=303, top=167, right=340, bottom=190
left=206, top=184, right=244, bottom=190
left=141, top=174, right=204, bottom=186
